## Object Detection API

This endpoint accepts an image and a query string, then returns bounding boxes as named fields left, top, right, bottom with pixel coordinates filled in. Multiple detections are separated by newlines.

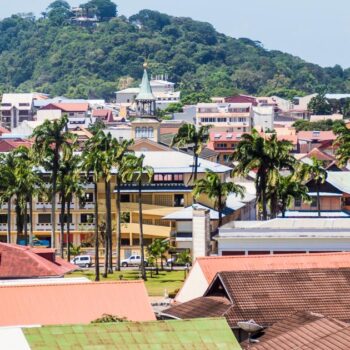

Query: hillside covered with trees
left=1, top=0, right=350, bottom=101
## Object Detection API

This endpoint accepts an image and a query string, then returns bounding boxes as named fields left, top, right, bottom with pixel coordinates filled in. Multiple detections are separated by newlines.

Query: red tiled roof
left=297, top=130, right=336, bottom=142
left=225, top=95, right=257, bottom=106
left=0, top=126, right=10, bottom=134
left=0, top=281, right=155, bottom=326
left=0, top=139, right=33, bottom=152
left=247, top=311, right=350, bottom=350
left=301, top=147, right=336, bottom=162
left=219, top=268, right=350, bottom=327
left=0, top=243, right=76, bottom=279
left=40, top=103, right=89, bottom=112
left=195, top=252, right=350, bottom=283
left=92, top=109, right=114, bottom=122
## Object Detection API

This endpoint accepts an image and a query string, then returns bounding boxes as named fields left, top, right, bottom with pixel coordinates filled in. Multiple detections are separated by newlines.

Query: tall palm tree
left=114, top=148, right=134, bottom=271
left=171, top=124, right=211, bottom=183
left=122, top=154, right=154, bottom=281
left=233, top=129, right=295, bottom=220
left=58, top=154, right=84, bottom=258
left=82, top=134, right=105, bottom=281
left=276, top=175, right=311, bottom=218
left=32, top=116, right=76, bottom=248
left=193, top=169, right=245, bottom=227
left=303, top=157, right=328, bottom=217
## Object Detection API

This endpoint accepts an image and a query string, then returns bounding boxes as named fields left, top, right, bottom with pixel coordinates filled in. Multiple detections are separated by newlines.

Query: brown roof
left=301, top=147, right=335, bottom=162
left=218, top=269, right=350, bottom=327
left=297, top=130, right=336, bottom=142
left=92, top=109, right=114, bottom=122
left=163, top=296, right=231, bottom=319
left=195, top=252, right=350, bottom=283
left=0, top=243, right=76, bottom=279
left=167, top=268, right=350, bottom=328
left=0, top=281, right=155, bottom=326
left=0, top=139, right=33, bottom=152
left=0, top=126, right=10, bottom=134
left=246, top=311, right=350, bottom=350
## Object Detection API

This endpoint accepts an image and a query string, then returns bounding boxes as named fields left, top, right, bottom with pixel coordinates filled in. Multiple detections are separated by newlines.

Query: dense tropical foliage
left=1, top=3, right=350, bottom=100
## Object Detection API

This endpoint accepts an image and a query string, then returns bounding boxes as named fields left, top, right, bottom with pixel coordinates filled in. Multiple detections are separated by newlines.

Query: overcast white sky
left=2, top=0, right=350, bottom=68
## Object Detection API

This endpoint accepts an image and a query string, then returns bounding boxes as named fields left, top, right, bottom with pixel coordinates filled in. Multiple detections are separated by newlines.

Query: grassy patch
left=66, top=269, right=185, bottom=297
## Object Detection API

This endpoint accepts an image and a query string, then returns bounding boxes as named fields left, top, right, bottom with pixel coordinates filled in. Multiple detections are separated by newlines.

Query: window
left=121, top=194, right=130, bottom=203
left=121, top=212, right=130, bottom=223
left=173, top=174, right=183, bottom=182
left=0, top=215, right=7, bottom=224
left=121, top=238, right=130, bottom=246
left=154, top=174, right=163, bottom=182
left=80, top=214, right=94, bottom=223
left=39, top=214, right=51, bottom=224
left=84, top=193, right=94, bottom=203
left=295, top=198, right=301, bottom=207
left=61, top=214, right=72, bottom=223
left=174, top=194, right=184, bottom=207
left=344, top=197, right=350, bottom=206
left=311, top=198, right=317, bottom=208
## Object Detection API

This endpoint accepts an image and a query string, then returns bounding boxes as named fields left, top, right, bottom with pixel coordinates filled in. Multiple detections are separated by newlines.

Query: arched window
left=148, top=127, right=154, bottom=138
left=141, top=127, right=147, bottom=138
left=135, top=127, right=141, bottom=138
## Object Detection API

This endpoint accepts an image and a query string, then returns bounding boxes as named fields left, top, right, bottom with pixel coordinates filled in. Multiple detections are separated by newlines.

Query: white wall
left=217, top=237, right=350, bottom=255
left=175, top=261, right=208, bottom=303
left=37, top=109, right=62, bottom=121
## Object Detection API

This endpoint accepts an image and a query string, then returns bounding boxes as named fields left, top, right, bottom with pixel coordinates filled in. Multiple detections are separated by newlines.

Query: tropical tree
left=276, top=175, right=311, bottom=218
left=171, top=124, right=211, bottom=183
left=233, top=129, right=295, bottom=220
left=82, top=136, right=104, bottom=281
left=193, top=169, right=245, bottom=227
left=334, top=124, right=350, bottom=167
left=114, top=146, right=134, bottom=271
left=58, top=154, right=84, bottom=259
left=32, top=115, right=76, bottom=248
left=302, top=158, right=327, bottom=217
left=147, top=239, right=170, bottom=274
left=307, top=93, right=331, bottom=115
left=176, top=250, right=192, bottom=279
left=122, top=154, right=154, bottom=281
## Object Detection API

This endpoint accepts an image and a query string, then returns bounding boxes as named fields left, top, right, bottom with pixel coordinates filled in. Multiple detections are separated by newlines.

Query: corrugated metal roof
left=23, top=318, right=241, bottom=349
left=327, top=171, right=350, bottom=194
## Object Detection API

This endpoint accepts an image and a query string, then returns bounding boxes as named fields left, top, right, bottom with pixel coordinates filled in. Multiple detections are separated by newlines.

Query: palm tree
left=122, top=154, right=154, bottom=281
left=82, top=139, right=104, bottom=281
left=58, top=154, right=84, bottom=259
left=334, top=124, right=350, bottom=167
left=276, top=175, right=311, bottom=218
left=171, top=124, right=211, bottom=183
left=303, top=157, right=328, bottom=217
left=114, top=148, right=134, bottom=271
left=193, top=169, right=245, bottom=227
left=233, top=129, right=295, bottom=220
left=32, top=116, right=76, bottom=248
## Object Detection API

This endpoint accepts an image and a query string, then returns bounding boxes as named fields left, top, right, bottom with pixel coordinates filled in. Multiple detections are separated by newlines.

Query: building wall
left=291, top=196, right=342, bottom=211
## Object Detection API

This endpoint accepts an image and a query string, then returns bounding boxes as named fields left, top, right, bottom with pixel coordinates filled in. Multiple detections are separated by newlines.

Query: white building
left=252, top=105, right=274, bottom=131
left=0, top=93, right=38, bottom=130
left=215, top=218, right=350, bottom=256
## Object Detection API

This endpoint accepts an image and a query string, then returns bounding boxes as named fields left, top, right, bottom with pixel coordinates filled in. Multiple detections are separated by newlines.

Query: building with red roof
left=0, top=280, right=155, bottom=326
left=176, top=252, right=350, bottom=303
left=37, top=103, right=89, bottom=121
left=0, top=138, right=33, bottom=152
left=0, top=243, right=77, bottom=279
left=92, top=109, right=114, bottom=123
left=297, top=130, right=337, bottom=154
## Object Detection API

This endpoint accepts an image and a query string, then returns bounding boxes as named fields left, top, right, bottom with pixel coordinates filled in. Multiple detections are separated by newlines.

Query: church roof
left=136, top=69, right=155, bottom=101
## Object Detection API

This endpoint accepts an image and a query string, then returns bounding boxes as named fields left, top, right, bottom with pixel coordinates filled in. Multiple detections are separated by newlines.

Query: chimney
left=192, top=207, right=211, bottom=261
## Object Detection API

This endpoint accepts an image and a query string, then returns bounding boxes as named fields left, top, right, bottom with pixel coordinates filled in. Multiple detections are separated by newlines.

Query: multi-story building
left=0, top=93, right=39, bottom=130
left=196, top=103, right=253, bottom=132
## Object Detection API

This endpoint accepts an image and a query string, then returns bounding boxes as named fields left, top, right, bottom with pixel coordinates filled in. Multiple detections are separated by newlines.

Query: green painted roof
left=23, top=318, right=241, bottom=349
left=136, top=69, right=155, bottom=101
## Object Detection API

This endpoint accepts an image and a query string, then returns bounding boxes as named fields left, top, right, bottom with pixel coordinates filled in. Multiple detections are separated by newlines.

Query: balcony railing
left=118, top=183, right=192, bottom=193
left=79, top=203, right=95, bottom=210
left=77, top=223, right=95, bottom=231
left=35, top=223, right=52, bottom=231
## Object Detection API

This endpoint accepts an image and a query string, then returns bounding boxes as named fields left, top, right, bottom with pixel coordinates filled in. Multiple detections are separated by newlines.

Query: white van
left=71, top=255, right=92, bottom=268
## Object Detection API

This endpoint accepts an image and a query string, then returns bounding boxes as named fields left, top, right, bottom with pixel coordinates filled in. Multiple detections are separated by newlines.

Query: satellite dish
left=237, top=320, right=263, bottom=333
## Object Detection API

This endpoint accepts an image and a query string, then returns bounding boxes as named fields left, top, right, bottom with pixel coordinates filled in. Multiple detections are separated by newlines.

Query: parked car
left=71, top=255, right=92, bottom=268
left=121, top=255, right=148, bottom=267
left=166, top=257, right=191, bottom=267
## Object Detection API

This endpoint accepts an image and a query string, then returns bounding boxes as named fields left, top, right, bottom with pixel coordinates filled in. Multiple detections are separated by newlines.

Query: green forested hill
left=0, top=7, right=349, bottom=101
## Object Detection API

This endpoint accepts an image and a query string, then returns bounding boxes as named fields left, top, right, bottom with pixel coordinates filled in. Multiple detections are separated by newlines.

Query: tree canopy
left=0, top=6, right=349, bottom=100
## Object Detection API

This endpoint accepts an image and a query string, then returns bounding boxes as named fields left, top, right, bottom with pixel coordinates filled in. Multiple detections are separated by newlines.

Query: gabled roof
left=0, top=139, right=33, bottom=152
left=194, top=252, right=350, bottom=283
left=0, top=281, right=155, bottom=326
left=297, top=130, right=336, bottom=142
left=213, top=269, right=350, bottom=327
left=40, top=103, right=89, bottom=112
left=326, top=171, right=350, bottom=194
left=247, top=311, right=350, bottom=350
left=23, top=318, right=241, bottom=350
left=0, top=243, right=76, bottom=279
left=92, top=109, right=114, bottom=122
left=300, top=147, right=335, bottom=162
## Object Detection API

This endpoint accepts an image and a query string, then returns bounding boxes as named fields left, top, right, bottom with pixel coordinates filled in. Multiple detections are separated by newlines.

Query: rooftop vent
left=236, top=134, right=242, bottom=139
left=226, top=133, right=233, bottom=139
left=214, top=134, right=221, bottom=139
left=312, top=130, right=320, bottom=136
